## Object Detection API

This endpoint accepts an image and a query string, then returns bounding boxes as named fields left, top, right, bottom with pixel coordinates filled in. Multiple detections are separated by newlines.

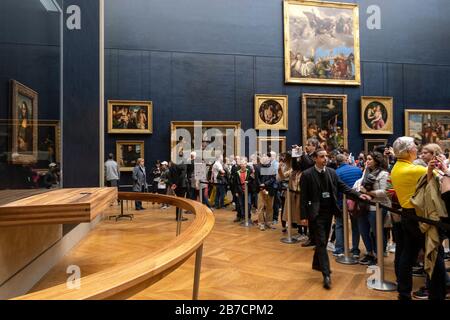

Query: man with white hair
left=391, top=136, right=446, bottom=300
left=212, top=154, right=226, bottom=209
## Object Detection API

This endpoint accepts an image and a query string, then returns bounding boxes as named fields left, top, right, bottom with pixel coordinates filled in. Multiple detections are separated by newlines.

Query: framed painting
left=364, top=139, right=388, bottom=154
left=257, top=136, right=287, bottom=155
left=108, top=100, right=153, bottom=134
left=254, top=95, right=288, bottom=130
left=170, top=121, right=241, bottom=164
left=36, top=120, right=61, bottom=171
left=11, top=80, right=38, bottom=164
left=284, top=0, right=361, bottom=85
left=361, top=96, right=393, bottom=135
left=116, top=140, right=145, bottom=172
left=405, top=109, right=450, bottom=150
left=302, top=93, right=347, bottom=152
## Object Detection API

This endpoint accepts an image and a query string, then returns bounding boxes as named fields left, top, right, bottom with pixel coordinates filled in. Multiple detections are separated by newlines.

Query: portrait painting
left=284, top=0, right=361, bottom=85
left=170, top=121, right=241, bottom=164
left=361, top=96, right=393, bottom=135
left=108, top=100, right=153, bottom=134
left=36, top=120, right=60, bottom=170
left=302, top=93, right=347, bottom=152
left=116, top=140, right=145, bottom=172
left=254, top=95, right=288, bottom=130
left=364, top=139, right=387, bottom=154
left=257, top=136, right=287, bottom=155
left=405, top=109, right=450, bottom=150
left=11, top=80, right=38, bottom=164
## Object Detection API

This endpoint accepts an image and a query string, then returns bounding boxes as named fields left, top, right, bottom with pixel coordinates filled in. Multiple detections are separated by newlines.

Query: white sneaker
left=388, top=243, right=396, bottom=253
left=259, top=224, right=266, bottom=231
left=327, top=242, right=335, bottom=252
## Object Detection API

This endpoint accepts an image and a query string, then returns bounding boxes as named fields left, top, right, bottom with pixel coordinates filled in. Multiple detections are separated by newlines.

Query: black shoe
left=359, top=254, right=375, bottom=265
left=301, top=240, right=315, bottom=247
left=412, top=267, right=426, bottom=277
left=323, top=276, right=331, bottom=290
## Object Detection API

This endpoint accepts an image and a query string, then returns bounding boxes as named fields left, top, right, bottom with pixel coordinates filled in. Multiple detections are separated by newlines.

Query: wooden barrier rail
left=13, top=192, right=215, bottom=300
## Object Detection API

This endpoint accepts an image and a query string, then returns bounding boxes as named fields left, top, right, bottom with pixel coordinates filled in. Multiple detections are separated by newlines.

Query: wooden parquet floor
left=29, top=203, right=441, bottom=300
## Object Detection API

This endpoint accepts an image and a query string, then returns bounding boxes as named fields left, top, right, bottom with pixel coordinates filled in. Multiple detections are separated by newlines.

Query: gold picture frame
left=364, top=139, right=387, bottom=154
left=257, top=136, right=287, bottom=155
left=302, top=93, right=348, bottom=151
left=116, top=140, right=145, bottom=172
left=284, top=0, right=361, bottom=85
left=404, top=109, right=450, bottom=149
left=170, top=121, right=241, bottom=162
left=361, top=96, right=393, bottom=135
left=11, top=80, right=38, bottom=164
left=108, top=100, right=153, bottom=134
left=254, top=94, right=288, bottom=130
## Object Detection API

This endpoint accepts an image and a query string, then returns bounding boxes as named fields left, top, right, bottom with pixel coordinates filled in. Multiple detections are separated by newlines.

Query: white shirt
left=212, top=160, right=223, bottom=183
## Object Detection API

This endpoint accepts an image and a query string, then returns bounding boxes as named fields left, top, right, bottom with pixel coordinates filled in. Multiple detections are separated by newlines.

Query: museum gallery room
left=2, top=0, right=450, bottom=303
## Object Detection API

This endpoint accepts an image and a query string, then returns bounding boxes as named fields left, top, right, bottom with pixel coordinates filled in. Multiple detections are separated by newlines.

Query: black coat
left=300, top=166, right=361, bottom=220
left=169, top=163, right=189, bottom=189
left=293, top=153, right=315, bottom=172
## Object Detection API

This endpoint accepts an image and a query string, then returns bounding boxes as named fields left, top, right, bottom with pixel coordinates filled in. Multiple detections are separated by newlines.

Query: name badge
left=322, top=192, right=330, bottom=199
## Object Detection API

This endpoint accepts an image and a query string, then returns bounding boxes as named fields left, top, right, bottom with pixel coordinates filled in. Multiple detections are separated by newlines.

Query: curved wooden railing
left=13, top=192, right=215, bottom=300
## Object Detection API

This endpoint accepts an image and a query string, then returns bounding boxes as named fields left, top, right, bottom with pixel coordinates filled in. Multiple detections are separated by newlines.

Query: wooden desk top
left=0, top=188, right=117, bottom=227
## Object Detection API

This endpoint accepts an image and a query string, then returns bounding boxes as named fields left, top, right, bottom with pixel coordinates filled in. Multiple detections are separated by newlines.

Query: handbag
left=347, top=198, right=369, bottom=218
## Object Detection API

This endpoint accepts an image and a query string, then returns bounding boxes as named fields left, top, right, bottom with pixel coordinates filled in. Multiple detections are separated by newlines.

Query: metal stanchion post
left=336, top=195, right=358, bottom=264
left=367, top=202, right=396, bottom=291
left=192, top=244, right=204, bottom=300
left=199, top=181, right=203, bottom=205
left=281, top=189, right=299, bottom=244
left=240, top=182, right=252, bottom=227
left=176, top=207, right=182, bottom=236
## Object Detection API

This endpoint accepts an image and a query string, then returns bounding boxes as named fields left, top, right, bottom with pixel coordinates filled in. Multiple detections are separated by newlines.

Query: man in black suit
left=300, top=148, right=371, bottom=289
left=293, top=138, right=319, bottom=247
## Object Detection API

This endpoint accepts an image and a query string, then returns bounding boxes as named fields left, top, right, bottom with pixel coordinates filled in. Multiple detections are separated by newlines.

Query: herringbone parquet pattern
left=30, top=202, right=435, bottom=300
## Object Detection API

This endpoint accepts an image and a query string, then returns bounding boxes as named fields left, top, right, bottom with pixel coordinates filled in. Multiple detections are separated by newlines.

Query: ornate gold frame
left=116, top=140, right=145, bottom=172
left=108, top=100, right=153, bottom=134
left=11, top=80, right=38, bottom=164
left=361, top=96, right=394, bottom=135
left=170, top=121, right=241, bottom=162
left=404, top=109, right=450, bottom=137
left=37, top=120, right=61, bottom=167
left=302, top=93, right=348, bottom=149
left=257, top=136, right=287, bottom=154
left=254, top=94, right=288, bottom=130
left=283, top=0, right=361, bottom=85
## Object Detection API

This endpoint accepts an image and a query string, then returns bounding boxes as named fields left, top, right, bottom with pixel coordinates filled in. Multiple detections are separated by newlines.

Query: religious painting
left=302, top=93, right=347, bottom=152
left=364, top=139, right=387, bottom=154
left=361, top=96, right=393, bottom=135
left=108, top=100, right=153, bottom=134
left=36, top=120, right=61, bottom=171
left=254, top=95, right=288, bottom=130
left=257, top=136, right=287, bottom=155
left=170, top=121, right=241, bottom=164
left=116, top=140, right=145, bottom=172
left=11, top=80, right=38, bottom=164
left=284, top=0, right=361, bottom=85
left=405, top=109, right=450, bottom=150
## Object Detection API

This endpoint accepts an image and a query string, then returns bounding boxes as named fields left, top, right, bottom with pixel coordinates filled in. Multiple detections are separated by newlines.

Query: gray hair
left=336, top=154, right=347, bottom=165
left=393, top=137, right=416, bottom=159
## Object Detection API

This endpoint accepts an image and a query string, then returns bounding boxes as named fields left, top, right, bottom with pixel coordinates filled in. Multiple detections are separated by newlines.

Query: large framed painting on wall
left=116, top=140, right=145, bottom=172
left=257, top=136, right=287, bottom=155
left=170, top=121, right=241, bottom=163
left=254, top=95, right=288, bottom=130
left=364, top=139, right=387, bottom=154
left=361, top=96, right=393, bottom=135
left=108, top=100, right=153, bottom=134
left=283, top=0, right=361, bottom=85
left=302, top=93, right=347, bottom=152
left=11, top=80, right=38, bottom=164
left=405, top=109, right=450, bottom=149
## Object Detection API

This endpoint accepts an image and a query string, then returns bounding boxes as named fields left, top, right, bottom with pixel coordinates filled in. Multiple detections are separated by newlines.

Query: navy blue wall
left=104, top=0, right=450, bottom=168
left=63, top=0, right=100, bottom=187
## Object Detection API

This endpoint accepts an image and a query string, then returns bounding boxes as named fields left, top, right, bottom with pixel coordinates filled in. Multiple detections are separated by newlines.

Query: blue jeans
left=214, top=184, right=225, bottom=208
left=334, top=214, right=360, bottom=254
left=358, top=209, right=387, bottom=254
